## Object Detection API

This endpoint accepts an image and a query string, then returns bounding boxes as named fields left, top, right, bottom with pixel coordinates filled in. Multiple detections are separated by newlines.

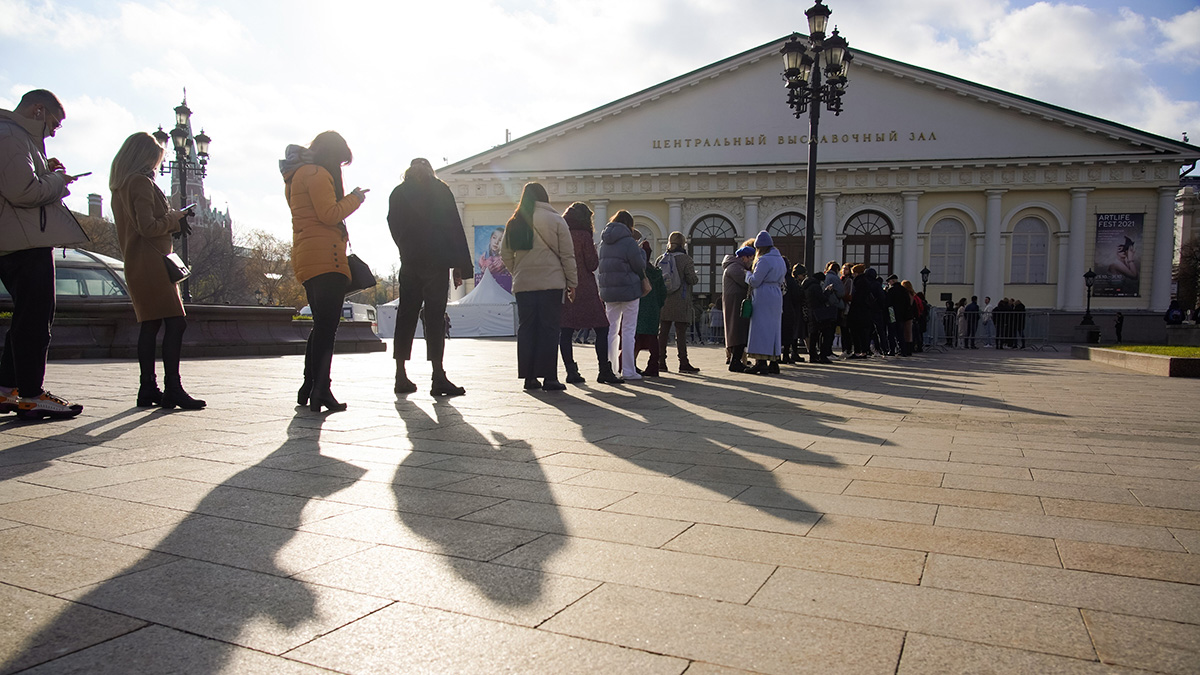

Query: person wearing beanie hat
left=656, top=231, right=701, bottom=373
left=745, top=231, right=786, bottom=375
left=722, top=239, right=755, bottom=372
left=558, top=202, right=615, bottom=385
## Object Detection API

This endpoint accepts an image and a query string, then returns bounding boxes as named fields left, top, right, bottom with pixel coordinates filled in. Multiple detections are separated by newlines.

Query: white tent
left=375, top=268, right=516, bottom=339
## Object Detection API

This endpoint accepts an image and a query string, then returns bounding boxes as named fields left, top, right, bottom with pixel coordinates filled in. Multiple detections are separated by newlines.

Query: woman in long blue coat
left=745, top=230, right=786, bottom=375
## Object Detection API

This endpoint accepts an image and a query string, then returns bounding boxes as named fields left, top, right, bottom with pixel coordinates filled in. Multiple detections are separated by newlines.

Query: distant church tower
left=159, top=90, right=233, bottom=246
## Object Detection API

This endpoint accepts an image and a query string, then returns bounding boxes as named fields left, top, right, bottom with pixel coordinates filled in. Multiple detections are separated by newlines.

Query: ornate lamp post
left=152, top=93, right=211, bottom=303
left=781, top=0, right=853, bottom=271
left=920, top=266, right=931, bottom=297
left=1081, top=269, right=1097, bottom=326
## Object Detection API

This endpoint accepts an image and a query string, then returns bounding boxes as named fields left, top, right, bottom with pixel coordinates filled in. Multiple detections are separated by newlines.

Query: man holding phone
left=0, top=89, right=88, bottom=420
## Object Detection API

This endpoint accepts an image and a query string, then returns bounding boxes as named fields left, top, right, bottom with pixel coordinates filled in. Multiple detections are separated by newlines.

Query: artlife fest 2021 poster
left=474, top=225, right=512, bottom=292
left=1093, top=213, right=1143, bottom=298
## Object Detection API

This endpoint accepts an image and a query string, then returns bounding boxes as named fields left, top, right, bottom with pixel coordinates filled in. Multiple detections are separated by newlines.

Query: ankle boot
left=747, top=359, right=769, bottom=375
left=309, top=382, right=346, bottom=412
left=728, top=346, right=746, bottom=373
left=678, top=359, right=700, bottom=374
left=768, top=360, right=781, bottom=374
left=597, top=362, right=624, bottom=385
left=297, top=379, right=313, bottom=406
left=395, top=360, right=417, bottom=394
left=431, top=368, right=466, bottom=397
left=161, top=379, right=205, bottom=410
left=137, top=375, right=163, bottom=407
left=564, top=360, right=585, bottom=384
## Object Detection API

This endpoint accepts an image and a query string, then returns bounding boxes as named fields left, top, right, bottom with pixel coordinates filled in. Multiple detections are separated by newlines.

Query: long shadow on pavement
left=0, top=412, right=368, bottom=674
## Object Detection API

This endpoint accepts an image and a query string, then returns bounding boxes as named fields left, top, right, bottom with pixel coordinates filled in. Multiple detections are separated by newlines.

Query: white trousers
left=605, top=299, right=640, bottom=378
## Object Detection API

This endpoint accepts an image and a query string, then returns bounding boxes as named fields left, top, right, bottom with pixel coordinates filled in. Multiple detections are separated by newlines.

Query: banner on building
left=474, top=225, right=512, bottom=292
left=1093, top=213, right=1143, bottom=298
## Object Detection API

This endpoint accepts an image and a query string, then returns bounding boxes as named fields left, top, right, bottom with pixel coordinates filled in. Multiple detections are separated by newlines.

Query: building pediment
left=443, top=38, right=1198, bottom=179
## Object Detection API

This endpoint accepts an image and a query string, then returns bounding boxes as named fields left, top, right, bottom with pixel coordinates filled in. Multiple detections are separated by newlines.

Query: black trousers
left=516, top=289, right=562, bottom=379
left=302, top=272, right=348, bottom=389
left=0, top=248, right=55, bottom=396
left=560, top=325, right=609, bottom=368
left=138, top=316, right=187, bottom=385
left=395, top=267, right=450, bottom=364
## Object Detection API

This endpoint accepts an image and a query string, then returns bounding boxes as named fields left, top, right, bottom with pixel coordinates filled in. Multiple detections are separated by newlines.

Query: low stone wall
left=0, top=302, right=385, bottom=359
left=1071, top=346, right=1200, bottom=378
left=1166, top=324, right=1200, bottom=347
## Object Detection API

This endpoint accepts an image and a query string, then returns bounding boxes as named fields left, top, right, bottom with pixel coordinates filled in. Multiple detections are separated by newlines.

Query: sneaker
left=16, top=391, right=83, bottom=420
left=0, top=387, right=17, bottom=414
left=622, top=372, right=643, bottom=381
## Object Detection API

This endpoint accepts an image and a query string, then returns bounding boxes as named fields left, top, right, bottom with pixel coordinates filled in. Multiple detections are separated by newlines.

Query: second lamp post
left=153, top=95, right=211, bottom=303
left=781, top=0, right=852, bottom=272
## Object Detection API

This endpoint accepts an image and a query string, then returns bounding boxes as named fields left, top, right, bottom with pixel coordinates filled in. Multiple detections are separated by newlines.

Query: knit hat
left=735, top=245, right=755, bottom=258
left=753, top=230, right=773, bottom=248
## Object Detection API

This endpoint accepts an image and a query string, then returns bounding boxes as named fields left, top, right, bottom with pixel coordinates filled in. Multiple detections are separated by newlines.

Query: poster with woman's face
left=1093, top=213, right=1143, bottom=297
left=474, top=225, right=512, bottom=292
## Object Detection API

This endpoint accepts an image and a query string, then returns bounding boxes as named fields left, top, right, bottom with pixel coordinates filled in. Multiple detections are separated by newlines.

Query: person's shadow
left=0, top=413, right=368, bottom=674
left=0, top=407, right=166, bottom=482
left=392, top=398, right=563, bottom=609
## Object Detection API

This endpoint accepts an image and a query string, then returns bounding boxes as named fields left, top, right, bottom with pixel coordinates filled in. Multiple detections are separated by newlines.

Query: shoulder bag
left=345, top=252, right=377, bottom=295
left=163, top=252, right=190, bottom=284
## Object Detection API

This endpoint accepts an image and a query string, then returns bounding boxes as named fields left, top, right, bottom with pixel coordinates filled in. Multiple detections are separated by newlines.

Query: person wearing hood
left=281, top=131, right=367, bottom=412
left=596, top=210, right=646, bottom=382
left=110, top=132, right=204, bottom=410
left=558, top=202, right=618, bottom=384
left=745, top=231, right=787, bottom=374
left=0, top=89, right=87, bottom=420
left=387, top=158, right=472, bottom=398
left=656, top=230, right=701, bottom=373
left=722, top=242, right=754, bottom=372
left=501, top=183, right=577, bottom=391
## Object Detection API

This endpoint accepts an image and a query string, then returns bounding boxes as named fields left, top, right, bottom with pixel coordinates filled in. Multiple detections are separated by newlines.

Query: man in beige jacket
left=0, top=89, right=88, bottom=420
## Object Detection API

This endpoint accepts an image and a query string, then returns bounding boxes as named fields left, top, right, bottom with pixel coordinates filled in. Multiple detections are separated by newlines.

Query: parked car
left=0, top=248, right=129, bottom=303
left=297, top=301, right=378, bottom=335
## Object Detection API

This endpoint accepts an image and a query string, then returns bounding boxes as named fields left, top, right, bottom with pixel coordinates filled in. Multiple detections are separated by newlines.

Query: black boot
left=137, top=374, right=163, bottom=407
left=597, top=362, right=624, bottom=384
left=564, top=361, right=585, bottom=384
left=395, top=360, right=417, bottom=394
left=309, top=383, right=346, bottom=412
left=728, top=346, right=746, bottom=373
left=297, top=379, right=313, bottom=406
left=431, top=367, right=466, bottom=397
left=747, top=359, right=769, bottom=375
left=768, top=360, right=781, bottom=374
left=161, top=378, right=205, bottom=410
left=309, top=349, right=345, bottom=412
left=541, top=377, right=566, bottom=391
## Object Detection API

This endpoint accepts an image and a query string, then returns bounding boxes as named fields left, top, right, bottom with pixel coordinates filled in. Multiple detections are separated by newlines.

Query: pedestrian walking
left=110, top=132, right=204, bottom=409
left=281, top=131, right=367, bottom=412
left=387, top=157, right=473, bottom=397
left=501, top=183, right=577, bottom=391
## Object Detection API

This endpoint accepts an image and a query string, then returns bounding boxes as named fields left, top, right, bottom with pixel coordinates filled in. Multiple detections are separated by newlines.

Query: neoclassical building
left=441, top=37, right=1199, bottom=312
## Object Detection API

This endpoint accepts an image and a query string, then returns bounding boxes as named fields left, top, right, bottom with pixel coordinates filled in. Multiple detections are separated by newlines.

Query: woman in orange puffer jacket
left=280, top=131, right=367, bottom=412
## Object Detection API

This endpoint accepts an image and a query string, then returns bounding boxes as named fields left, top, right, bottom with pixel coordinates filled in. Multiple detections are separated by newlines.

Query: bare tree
left=242, top=229, right=305, bottom=309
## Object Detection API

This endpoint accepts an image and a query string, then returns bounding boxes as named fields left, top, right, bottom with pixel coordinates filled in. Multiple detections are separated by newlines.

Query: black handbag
left=345, top=253, right=376, bottom=295
left=163, top=253, right=190, bottom=284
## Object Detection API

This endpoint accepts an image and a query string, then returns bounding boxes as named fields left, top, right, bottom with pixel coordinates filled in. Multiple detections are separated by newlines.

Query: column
left=590, top=198, right=609, bottom=244
left=821, top=193, right=839, bottom=267
left=1055, top=231, right=1070, bottom=309
left=665, top=198, right=684, bottom=253
left=972, top=233, right=985, bottom=299
left=901, top=191, right=921, bottom=280
left=742, top=196, right=761, bottom=239
left=1065, top=188, right=1093, bottom=310
left=983, top=189, right=1005, bottom=302
left=1150, top=186, right=1177, bottom=311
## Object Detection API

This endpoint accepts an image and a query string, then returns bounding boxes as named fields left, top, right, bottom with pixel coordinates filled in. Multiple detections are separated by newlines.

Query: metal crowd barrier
left=924, top=308, right=1056, bottom=352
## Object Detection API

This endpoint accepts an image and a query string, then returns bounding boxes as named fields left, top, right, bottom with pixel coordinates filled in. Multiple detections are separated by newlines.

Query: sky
left=2, top=0, right=1199, bottom=274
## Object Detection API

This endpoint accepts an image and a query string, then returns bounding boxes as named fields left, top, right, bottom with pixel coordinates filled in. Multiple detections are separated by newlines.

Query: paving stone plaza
left=0, top=339, right=1197, bottom=674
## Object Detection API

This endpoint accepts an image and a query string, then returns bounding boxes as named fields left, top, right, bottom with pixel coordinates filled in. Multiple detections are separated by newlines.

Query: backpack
left=658, top=252, right=682, bottom=293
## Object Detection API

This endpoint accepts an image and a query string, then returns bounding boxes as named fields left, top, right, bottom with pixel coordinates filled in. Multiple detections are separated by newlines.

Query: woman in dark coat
left=558, top=202, right=614, bottom=384
left=634, top=241, right=667, bottom=376
left=657, top=231, right=701, bottom=373
left=722, top=242, right=754, bottom=372
left=780, top=257, right=804, bottom=363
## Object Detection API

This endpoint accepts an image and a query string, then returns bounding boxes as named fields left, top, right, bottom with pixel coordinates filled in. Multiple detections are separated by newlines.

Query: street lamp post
left=1081, top=269, right=1097, bottom=326
left=920, top=266, right=931, bottom=297
left=781, top=0, right=853, bottom=272
left=152, top=94, right=211, bottom=303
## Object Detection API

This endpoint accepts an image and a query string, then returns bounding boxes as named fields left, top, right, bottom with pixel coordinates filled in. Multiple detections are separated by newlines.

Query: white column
left=1065, top=188, right=1093, bottom=310
left=983, top=189, right=1005, bottom=302
left=901, top=191, right=921, bottom=280
left=666, top=198, right=683, bottom=234
left=1150, top=186, right=1177, bottom=311
left=821, top=193, right=839, bottom=267
left=1055, top=231, right=1070, bottom=309
left=972, top=232, right=985, bottom=299
left=742, top=196, right=761, bottom=239
left=590, top=198, right=609, bottom=244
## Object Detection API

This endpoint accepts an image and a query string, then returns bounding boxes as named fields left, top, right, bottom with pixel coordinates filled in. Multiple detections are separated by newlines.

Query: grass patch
left=1107, top=345, right=1200, bottom=357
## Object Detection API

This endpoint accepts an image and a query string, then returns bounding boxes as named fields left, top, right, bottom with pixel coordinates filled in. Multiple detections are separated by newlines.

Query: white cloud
left=1155, top=7, right=1200, bottom=66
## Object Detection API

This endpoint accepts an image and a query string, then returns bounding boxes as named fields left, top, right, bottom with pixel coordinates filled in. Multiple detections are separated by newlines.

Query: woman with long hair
left=500, top=183, right=577, bottom=391
left=110, top=131, right=204, bottom=409
left=558, top=202, right=621, bottom=384
left=280, top=131, right=367, bottom=411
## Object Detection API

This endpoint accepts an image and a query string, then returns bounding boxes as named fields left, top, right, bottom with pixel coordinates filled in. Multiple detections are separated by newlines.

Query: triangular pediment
left=444, top=38, right=1198, bottom=178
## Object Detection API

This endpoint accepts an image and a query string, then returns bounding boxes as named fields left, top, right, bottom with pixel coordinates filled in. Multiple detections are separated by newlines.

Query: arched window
left=688, top=215, right=738, bottom=300
left=1011, top=217, right=1049, bottom=283
left=928, top=218, right=966, bottom=284
left=842, top=210, right=894, bottom=276
left=767, top=212, right=807, bottom=268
